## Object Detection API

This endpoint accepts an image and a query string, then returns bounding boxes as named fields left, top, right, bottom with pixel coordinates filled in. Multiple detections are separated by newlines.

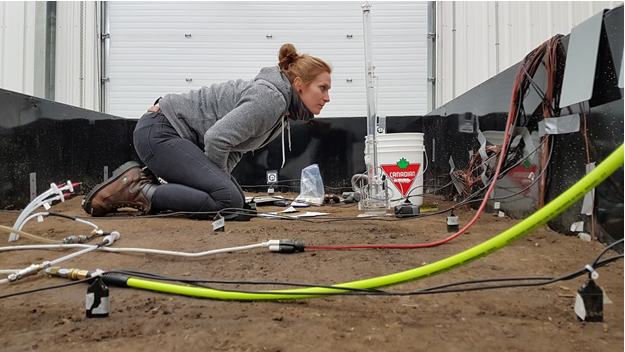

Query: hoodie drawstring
left=287, top=119, right=292, bottom=151
left=280, top=117, right=292, bottom=169
left=281, top=118, right=286, bottom=168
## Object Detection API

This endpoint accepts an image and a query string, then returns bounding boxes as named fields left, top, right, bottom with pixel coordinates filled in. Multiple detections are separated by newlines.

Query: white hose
left=12, top=189, right=59, bottom=235
left=48, top=246, right=99, bottom=265
left=0, top=242, right=271, bottom=258
left=74, top=218, right=99, bottom=230
left=10, top=182, right=74, bottom=241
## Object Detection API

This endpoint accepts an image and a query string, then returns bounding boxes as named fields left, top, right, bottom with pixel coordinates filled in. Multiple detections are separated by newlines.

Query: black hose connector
left=278, top=239, right=305, bottom=253
left=102, top=273, right=130, bottom=288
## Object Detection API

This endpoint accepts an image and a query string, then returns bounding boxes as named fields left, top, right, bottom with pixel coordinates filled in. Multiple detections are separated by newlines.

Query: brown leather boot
left=82, top=161, right=159, bottom=216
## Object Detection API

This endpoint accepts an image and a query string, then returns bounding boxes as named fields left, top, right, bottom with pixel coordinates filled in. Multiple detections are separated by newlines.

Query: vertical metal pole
left=45, top=1, right=56, bottom=101
left=495, top=1, right=500, bottom=74
left=103, top=166, right=109, bottom=182
left=427, top=1, right=437, bottom=112
left=100, top=1, right=110, bottom=113
left=452, top=1, right=457, bottom=99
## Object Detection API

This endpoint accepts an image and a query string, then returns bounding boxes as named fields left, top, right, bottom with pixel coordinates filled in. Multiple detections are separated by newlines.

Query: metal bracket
left=101, top=33, right=110, bottom=40
left=30, top=173, right=37, bottom=202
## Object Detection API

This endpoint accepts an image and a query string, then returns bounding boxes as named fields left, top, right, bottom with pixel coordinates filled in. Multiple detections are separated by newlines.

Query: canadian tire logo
left=381, top=158, right=421, bottom=197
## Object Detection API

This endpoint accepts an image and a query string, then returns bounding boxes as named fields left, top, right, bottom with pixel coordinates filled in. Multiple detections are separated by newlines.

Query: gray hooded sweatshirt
left=159, top=66, right=293, bottom=174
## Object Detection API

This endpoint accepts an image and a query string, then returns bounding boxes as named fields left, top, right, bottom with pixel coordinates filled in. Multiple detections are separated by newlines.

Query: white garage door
left=106, top=1, right=428, bottom=119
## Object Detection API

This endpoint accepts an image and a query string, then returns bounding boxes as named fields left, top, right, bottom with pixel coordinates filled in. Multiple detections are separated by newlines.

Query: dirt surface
left=0, top=193, right=622, bottom=352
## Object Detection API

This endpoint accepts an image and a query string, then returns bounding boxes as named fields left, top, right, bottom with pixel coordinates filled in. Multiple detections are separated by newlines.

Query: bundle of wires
left=450, top=35, right=567, bottom=207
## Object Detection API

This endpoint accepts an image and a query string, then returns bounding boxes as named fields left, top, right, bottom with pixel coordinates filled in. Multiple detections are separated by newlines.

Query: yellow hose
left=124, top=144, right=623, bottom=300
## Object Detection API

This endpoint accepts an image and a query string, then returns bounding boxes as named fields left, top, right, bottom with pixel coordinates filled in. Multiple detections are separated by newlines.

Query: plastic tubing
left=0, top=225, right=62, bottom=244
left=18, top=213, right=99, bottom=232
left=12, top=188, right=61, bottom=232
left=0, top=242, right=271, bottom=257
left=48, top=246, right=99, bottom=266
left=124, top=144, right=624, bottom=300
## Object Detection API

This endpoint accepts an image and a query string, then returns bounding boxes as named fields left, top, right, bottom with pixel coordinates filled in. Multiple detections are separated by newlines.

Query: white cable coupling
left=267, top=240, right=281, bottom=252
left=584, top=264, right=599, bottom=279
left=267, top=239, right=305, bottom=253
left=103, top=231, right=121, bottom=246
left=91, top=269, right=105, bottom=278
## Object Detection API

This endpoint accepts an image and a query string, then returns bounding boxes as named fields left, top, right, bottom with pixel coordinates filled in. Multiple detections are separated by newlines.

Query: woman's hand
left=148, top=103, right=161, bottom=113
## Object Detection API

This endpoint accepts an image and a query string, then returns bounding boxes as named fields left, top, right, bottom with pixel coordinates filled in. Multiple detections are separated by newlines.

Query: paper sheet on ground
left=245, top=195, right=284, bottom=205
left=259, top=211, right=330, bottom=219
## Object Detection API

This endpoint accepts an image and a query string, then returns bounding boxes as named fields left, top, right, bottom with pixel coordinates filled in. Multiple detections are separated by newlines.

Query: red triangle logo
left=381, top=161, right=421, bottom=197
left=507, top=164, right=537, bottom=195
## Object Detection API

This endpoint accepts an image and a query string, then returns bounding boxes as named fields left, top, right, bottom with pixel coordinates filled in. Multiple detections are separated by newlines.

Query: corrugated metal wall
left=55, top=1, right=100, bottom=110
left=0, top=1, right=37, bottom=95
left=436, top=1, right=623, bottom=108
left=1, top=1, right=622, bottom=114
left=0, top=1, right=100, bottom=110
left=105, top=1, right=428, bottom=119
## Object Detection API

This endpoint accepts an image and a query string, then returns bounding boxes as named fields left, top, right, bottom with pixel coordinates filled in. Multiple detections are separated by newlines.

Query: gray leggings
left=133, top=112, right=245, bottom=217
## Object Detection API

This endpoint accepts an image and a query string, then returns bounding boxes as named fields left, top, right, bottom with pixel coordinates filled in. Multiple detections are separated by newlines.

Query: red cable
left=306, top=70, right=521, bottom=249
left=307, top=53, right=532, bottom=251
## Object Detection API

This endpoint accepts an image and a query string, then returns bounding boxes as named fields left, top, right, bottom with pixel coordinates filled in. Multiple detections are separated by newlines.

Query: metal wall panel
left=0, top=1, right=36, bottom=95
left=55, top=1, right=100, bottom=111
left=4, top=1, right=621, bottom=115
left=106, top=1, right=428, bottom=119
left=436, top=1, right=623, bottom=108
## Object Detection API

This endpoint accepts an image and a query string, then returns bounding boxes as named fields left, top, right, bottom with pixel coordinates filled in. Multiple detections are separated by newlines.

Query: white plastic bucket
left=364, top=133, right=425, bottom=207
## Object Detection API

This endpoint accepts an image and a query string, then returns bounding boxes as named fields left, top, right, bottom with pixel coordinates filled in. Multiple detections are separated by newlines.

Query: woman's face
left=296, top=72, right=331, bottom=115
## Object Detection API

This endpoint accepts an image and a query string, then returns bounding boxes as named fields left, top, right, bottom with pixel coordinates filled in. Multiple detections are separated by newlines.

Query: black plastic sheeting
left=423, top=5, right=623, bottom=245
left=0, top=88, right=421, bottom=210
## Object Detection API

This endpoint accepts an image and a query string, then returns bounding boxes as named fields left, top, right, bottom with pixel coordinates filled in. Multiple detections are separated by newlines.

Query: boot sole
left=82, top=161, right=141, bottom=216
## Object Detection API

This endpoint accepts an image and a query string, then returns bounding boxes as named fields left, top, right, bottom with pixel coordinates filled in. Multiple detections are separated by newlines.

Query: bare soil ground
left=0, top=193, right=622, bottom=352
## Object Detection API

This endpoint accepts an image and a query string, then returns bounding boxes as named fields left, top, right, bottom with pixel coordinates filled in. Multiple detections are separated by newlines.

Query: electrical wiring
left=10, top=252, right=620, bottom=300
left=306, top=58, right=529, bottom=249
left=109, top=270, right=383, bottom=293
left=591, top=238, right=624, bottom=268
left=0, top=160, right=624, bottom=300
left=538, top=35, right=566, bottom=208
left=36, top=142, right=552, bottom=229
left=402, top=134, right=548, bottom=209
left=454, top=140, right=554, bottom=209
left=287, top=144, right=614, bottom=296
left=443, top=35, right=567, bottom=213
left=2, top=149, right=622, bottom=299
left=1, top=254, right=621, bottom=300
left=0, top=278, right=92, bottom=300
